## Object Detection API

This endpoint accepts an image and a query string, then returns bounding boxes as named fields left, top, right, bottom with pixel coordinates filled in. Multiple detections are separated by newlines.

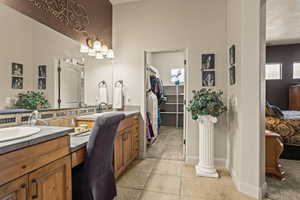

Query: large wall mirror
left=0, top=3, right=114, bottom=111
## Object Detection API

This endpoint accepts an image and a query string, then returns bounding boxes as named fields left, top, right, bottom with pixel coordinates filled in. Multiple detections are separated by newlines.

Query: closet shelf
left=161, top=112, right=184, bottom=114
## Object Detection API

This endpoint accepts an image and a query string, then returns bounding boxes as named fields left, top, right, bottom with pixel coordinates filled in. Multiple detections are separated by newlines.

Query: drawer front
left=76, top=121, right=95, bottom=129
left=71, top=148, right=86, bottom=168
left=0, top=136, right=69, bottom=186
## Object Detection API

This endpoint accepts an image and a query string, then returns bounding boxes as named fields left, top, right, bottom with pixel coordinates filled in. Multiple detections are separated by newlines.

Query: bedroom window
left=293, top=63, right=300, bottom=79
left=265, top=63, right=282, bottom=80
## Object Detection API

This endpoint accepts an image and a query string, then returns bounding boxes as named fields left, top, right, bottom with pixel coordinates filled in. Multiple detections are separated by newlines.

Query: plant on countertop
left=187, top=88, right=227, bottom=120
left=14, top=91, right=50, bottom=110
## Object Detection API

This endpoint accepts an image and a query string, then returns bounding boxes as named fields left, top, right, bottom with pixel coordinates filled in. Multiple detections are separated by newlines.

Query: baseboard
left=230, top=168, right=266, bottom=200
left=186, top=156, right=227, bottom=168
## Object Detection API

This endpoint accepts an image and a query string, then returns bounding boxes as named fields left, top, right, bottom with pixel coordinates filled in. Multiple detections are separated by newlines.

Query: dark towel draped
left=82, top=112, right=125, bottom=200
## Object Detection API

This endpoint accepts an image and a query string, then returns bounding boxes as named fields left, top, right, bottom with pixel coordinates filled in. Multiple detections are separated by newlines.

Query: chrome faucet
left=28, top=110, right=48, bottom=126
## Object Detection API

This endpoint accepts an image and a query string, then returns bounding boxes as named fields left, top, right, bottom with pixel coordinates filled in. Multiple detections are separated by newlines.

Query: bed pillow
left=266, top=102, right=283, bottom=118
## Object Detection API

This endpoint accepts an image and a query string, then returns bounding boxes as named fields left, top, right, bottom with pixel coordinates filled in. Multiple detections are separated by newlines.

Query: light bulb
left=88, top=48, right=96, bottom=56
left=93, top=40, right=102, bottom=51
left=80, top=44, right=89, bottom=53
left=96, top=52, right=104, bottom=60
left=102, top=45, right=108, bottom=53
left=106, top=49, right=114, bottom=59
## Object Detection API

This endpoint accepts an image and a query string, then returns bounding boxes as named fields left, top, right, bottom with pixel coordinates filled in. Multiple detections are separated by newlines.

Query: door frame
left=143, top=48, right=188, bottom=160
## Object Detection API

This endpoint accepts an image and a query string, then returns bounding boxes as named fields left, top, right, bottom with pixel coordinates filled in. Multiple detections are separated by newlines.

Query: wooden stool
left=265, top=130, right=285, bottom=180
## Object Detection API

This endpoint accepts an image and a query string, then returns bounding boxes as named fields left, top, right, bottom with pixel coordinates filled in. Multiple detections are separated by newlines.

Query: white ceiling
left=267, top=0, right=300, bottom=45
left=109, top=0, right=141, bottom=5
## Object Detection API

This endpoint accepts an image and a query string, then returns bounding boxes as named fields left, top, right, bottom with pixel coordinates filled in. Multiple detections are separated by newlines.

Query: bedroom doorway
left=264, top=0, right=300, bottom=199
left=144, top=49, right=187, bottom=161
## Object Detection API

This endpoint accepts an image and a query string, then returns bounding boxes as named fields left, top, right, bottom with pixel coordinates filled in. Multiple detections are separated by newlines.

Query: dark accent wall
left=1, top=0, right=112, bottom=48
left=266, top=44, right=300, bottom=110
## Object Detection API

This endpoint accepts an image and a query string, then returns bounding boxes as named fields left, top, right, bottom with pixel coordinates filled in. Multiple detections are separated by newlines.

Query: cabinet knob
left=20, top=183, right=26, bottom=188
left=21, top=165, right=27, bottom=169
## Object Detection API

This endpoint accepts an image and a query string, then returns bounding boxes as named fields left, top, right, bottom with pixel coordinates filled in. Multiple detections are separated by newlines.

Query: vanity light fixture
left=88, top=48, right=96, bottom=56
left=96, top=52, right=104, bottom=60
left=80, top=44, right=89, bottom=53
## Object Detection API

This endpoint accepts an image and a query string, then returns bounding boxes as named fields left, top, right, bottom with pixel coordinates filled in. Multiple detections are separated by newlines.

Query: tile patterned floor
left=114, top=158, right=255, bottom=200
left=146, top=126, right=184, bottom=161
left=114, top=126, right=255, bottom=200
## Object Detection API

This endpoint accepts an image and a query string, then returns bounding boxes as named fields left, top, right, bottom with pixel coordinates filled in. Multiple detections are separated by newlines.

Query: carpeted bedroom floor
left=265, top=159, right=300, bottom=200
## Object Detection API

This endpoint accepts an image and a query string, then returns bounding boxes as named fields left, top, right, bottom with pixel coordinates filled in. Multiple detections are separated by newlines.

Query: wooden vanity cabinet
left=28, top=156, right=72, bottom=200
left=0, top=176, right=28, bottom=200
left=76, top=114, right=140, bottom=178
left=0, top=136, right=72, bottom=200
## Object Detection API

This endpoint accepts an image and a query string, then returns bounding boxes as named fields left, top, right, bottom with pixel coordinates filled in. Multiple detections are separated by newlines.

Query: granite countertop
left=0, top=126, right=74, bottom=155
left=76, top=110, right=139, bottom=121
left=70, top=132, right=91, bottom=152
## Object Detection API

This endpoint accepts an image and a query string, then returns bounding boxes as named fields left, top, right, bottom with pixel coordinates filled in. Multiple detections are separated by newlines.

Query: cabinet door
left=114, top=133, right=124, bottom=177
left=123, top=131, right=133, bottom=166
left=131, top=126, right=139, bottom=159
left=0, top=176, right=28, bottom=200
left=28, top=156, right=72, bottom=200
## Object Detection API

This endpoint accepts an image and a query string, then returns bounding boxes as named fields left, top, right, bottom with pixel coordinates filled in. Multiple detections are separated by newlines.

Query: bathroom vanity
left=0, top=111, right=140, bottom=200
left=0, top=126, right=73, bottom=200
left=74, top=111, right=140, bottom=177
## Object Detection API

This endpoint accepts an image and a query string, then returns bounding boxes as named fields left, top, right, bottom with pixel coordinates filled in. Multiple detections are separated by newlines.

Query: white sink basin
left=0, top=127, right=41, bottom=142
left=93, top=111, right=115, bottom=117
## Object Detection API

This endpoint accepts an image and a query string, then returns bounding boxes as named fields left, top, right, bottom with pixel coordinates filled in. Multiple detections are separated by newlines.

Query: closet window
left=265, top=63, right=282, bottom=80
left=293, top=63, right=300, bottom=79
left=170, top=68, right=184, bottom=84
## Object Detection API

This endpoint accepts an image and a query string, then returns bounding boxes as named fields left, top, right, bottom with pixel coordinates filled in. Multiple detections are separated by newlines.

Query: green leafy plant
left=14, top=91, right=50, bottom=110
left=187, top=88, right=227, bottom=120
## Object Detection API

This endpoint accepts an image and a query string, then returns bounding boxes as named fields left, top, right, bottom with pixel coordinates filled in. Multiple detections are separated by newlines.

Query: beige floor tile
left=180, top=196, right=211, bottom=200
left=117, top=170, right=151, bottom=190
left=140, top=191, right=180, bottom=200
left=216, top=186, right=256, bottom=200
left=114, top=187, right=142, bottom=200
left=181, top=177, right=222, bottom=199
left=152, top=160, right=184, bottom=176
left=130, top=159, right=158, bottom=173
left=181, top=164, right=196, bottom=178
left=145, top=174, right=181, bottom=195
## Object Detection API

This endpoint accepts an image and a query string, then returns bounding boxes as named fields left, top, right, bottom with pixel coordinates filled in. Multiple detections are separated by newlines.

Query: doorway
left=144, top=49, right=187, bottom=161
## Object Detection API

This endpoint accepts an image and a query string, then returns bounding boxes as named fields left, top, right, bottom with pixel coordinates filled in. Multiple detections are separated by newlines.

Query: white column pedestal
left=195, top=115, right=219, bottom=178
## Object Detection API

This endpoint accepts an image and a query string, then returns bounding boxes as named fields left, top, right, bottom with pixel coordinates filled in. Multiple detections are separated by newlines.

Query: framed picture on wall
left=230, top=66, right=236, bottom=85
left=229, top=45, right=235, bottom=66
left=202, top=71, right=215, bottom=87
left=38, top=78, right=46, bottom=90
left=38, top=65, right=47, bottom=77
left=12, top=77, right=23, bottom=89
left=12, top=63, right=23, bottom=76
left=202, top=54, right=215, bottom=70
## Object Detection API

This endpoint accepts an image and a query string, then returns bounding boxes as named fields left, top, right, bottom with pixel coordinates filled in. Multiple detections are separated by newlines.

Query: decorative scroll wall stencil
left=28, top=0, right=89, bottom=32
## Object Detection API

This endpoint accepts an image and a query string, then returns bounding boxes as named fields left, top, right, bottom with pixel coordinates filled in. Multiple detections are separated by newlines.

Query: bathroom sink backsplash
left=0, top=107, right=97, bottom=128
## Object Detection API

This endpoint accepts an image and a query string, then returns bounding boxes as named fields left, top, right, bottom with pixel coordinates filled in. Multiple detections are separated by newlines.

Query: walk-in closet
left=145, top=49, right=186, bottom=161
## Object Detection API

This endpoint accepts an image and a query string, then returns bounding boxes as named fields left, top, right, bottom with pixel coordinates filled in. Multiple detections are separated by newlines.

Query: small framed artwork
left=38, top=78, right=46, bottom=90
left=12, top=63, right=23, bottom=76
left=230, top=66, right=236, bottom=85
left=38, top=65, right=47, bottom=77
left=12, top=77, right=23, bottom=89
left=229, top=45, right=235, bottom=66
left=202, top=71, right=215, bottom=87
left=202, top=54, right=215, bottom=70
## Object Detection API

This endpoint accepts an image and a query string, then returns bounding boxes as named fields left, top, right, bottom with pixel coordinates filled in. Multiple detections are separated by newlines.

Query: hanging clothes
left=147, top=91, right=158, bottom=139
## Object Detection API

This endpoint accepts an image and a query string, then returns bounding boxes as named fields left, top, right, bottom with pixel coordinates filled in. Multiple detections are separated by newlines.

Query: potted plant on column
left=187, top=88, right=227, bottom=178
